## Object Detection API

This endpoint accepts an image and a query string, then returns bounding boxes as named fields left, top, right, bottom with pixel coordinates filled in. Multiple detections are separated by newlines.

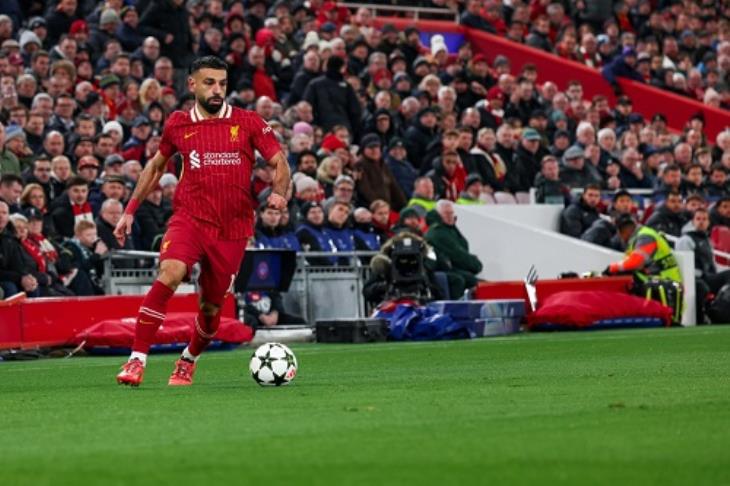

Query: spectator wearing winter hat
left=88, top=9, right=121, bottom=61
left=295, top=201, right=337, bottom=265
left=0, top=123, right=22, bottom=177
left=403, top=107, right=438, bottom=173
left=19, top=30, right=42, bottom=63
left=292, top=173, right=320, bottom=210
left=385, top=137, right=418, bottom=199
left=356, top=133, right=407, bottom=211
left=3, top=124, right=31, bottom=172
left=457, top=174, right=486, bottom=205
left=303, top=54, right=362, bottom=139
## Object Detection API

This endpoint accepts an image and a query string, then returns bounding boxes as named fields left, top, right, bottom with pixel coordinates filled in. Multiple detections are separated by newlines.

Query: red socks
left=131, top=280, right=175, bottom=354
left=188, top=310, right=222, bottom=356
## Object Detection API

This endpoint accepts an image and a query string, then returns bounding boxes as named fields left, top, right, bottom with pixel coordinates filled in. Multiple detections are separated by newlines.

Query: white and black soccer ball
left=249, top=342, right=298, bottom=386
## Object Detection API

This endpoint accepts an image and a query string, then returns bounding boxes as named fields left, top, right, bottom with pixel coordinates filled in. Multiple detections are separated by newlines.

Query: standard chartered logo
left=189, top=150, right=241, bottom=169
left=190, top=150, right=201, bottom=169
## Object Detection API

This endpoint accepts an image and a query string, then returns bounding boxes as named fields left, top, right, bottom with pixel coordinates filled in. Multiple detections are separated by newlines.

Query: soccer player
left=114, top=56, right=290, bottom=386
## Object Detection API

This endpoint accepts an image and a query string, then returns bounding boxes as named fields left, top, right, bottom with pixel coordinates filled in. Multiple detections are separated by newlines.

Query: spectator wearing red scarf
left=428, top=151, right=465, bottom=202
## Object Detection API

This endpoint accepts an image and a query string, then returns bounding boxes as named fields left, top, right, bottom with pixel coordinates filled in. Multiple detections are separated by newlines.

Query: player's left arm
left=249, top=113, right=291, bottom=210
left=266, top=151, right=291, bottom=210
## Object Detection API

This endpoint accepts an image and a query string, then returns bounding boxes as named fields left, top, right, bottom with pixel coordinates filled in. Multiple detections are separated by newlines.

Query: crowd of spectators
left=0, top=0, right=728, bottom=302
left=455, top=0, right=730, bottom=108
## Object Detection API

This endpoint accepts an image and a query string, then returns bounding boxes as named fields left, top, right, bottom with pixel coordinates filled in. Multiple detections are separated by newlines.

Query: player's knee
left=158, top=261, right=187, bottom=290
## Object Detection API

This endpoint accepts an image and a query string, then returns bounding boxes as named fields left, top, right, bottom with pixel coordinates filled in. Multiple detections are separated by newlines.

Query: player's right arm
left=113, top=150, right=169, bottom=245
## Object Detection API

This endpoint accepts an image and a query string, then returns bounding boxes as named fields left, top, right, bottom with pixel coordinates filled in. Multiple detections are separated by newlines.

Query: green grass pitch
left=1, top=327, right=729, bottom=486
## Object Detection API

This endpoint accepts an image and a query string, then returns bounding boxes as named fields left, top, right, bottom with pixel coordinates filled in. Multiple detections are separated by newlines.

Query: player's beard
left=198, top=95, right=225, bottom=115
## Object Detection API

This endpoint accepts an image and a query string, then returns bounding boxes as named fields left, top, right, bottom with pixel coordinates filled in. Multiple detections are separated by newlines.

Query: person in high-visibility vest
left=604, top=214, right=683, bottom=321
left=604, top=215, right=682, bottom=284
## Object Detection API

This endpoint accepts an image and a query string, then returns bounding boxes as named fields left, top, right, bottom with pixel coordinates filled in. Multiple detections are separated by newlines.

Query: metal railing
left=286, top=251, right=378, bottom=324
left=340, top=2, right=459, bottom=21
left=102, top=249, right=379, bottom=322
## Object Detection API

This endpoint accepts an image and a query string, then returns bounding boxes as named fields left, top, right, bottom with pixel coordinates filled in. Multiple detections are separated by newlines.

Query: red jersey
left=158, top=102, right=280, bottom=240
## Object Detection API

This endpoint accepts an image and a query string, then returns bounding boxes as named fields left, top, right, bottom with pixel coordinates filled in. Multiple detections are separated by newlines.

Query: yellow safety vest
left=627, top=226, right=683, bottom=284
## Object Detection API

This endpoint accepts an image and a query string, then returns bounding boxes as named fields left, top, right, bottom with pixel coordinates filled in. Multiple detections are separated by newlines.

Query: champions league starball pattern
left=249, top=343, right=298, bottom=386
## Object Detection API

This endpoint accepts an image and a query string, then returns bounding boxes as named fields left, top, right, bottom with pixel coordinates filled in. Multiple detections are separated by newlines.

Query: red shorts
left=159, top=214, right=246, bottom=306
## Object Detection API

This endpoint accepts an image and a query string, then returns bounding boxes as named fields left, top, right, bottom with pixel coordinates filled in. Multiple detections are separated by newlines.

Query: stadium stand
left=0, top=0, right=729, bottom=333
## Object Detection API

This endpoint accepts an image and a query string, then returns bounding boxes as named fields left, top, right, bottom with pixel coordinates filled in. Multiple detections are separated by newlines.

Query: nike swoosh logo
left=184, top=132, right=197, bottom=139
left=139, top=320, right=156, bottom=325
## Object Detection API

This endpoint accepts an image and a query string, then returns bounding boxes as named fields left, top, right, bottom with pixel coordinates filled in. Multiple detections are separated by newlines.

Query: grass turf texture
left=1, top=327, right=729, bottom=486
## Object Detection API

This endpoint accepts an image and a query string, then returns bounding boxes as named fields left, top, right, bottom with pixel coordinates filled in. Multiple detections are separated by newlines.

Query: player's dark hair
left=189, top=56, right=228, bottom=74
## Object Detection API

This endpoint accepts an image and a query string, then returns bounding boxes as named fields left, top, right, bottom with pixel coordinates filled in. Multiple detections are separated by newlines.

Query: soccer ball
left=249, top=342, right=297, bottom=386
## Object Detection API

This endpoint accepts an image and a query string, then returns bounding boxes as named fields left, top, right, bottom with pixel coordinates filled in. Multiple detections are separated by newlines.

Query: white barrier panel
left=454, top=205, right=696, bottom=326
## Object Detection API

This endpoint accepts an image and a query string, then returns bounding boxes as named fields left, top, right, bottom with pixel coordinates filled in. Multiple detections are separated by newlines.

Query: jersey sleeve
left=248, top=113, right=281, bottom=161
left=158, top=112, right=179, bottom=158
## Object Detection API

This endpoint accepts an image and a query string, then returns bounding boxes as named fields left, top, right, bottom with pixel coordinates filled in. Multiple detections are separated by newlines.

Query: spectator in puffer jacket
left=581, top=190, right=635, bottom=250
left=676, top=208, right=730, bottom=323
left=560, top=184, right=602, bottom=238
left=645, top=191, right=686, bottom=239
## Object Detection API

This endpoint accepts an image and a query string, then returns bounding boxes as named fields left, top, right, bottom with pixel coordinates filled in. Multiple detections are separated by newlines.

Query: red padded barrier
left=474, top=276, right=634, bottom=310
left=0, top=300, right=23, bottom=348
left=0, top=293, right=236, bottom=350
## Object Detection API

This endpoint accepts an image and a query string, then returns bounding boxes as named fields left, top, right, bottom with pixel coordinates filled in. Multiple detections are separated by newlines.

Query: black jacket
left=95, top=216, right=133, bottom=252
left=460, top=11, right=496, bottom=33
left=677, top=222, right=716, bottom=279
left=303, top=72, right=362, bottom=139
left=560, top=198, right=601, bottom=238
left=50, top=193, right=80, bottom=240
left=526, top=30, right=552, bottom=52
left=403, top=120, right=437, bottom=174
left=534, top=174, right=569, bottom=205
left=581, top=218, right=618, bottom=249
left=139, top=0, right=194, bottom=68
left=45, top=9, right=79, bottom=46
left=287, top=68, right=320, bottom=106
left=135, top=200, right=168, bottom=251
left=513, top=144, right=548, bottom=193
left=645, top=204, right=685, bottom=239
left=0, top=227, right=30, bottom=286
